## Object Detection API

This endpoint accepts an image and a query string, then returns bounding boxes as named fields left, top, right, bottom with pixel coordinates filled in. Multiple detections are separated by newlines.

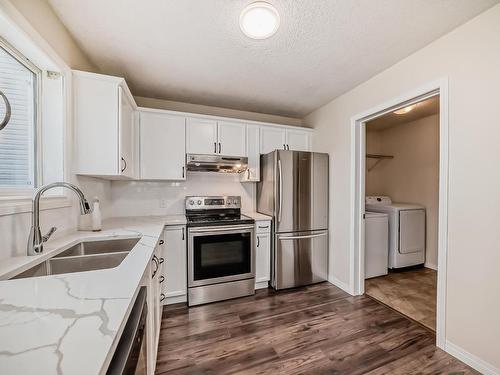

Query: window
left=0, top=40, right=39, bottom=190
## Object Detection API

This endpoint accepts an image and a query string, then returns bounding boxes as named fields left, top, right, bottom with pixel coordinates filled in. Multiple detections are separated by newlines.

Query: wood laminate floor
left=156, top=282, right=475, bottom=374
left=365, top=268, right=437, bottom=331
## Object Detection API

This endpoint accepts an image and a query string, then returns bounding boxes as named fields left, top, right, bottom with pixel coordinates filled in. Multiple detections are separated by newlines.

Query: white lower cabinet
left=147, top=236, right=165, bottom=374
left=161, top=225, right=187, bottom=304
left=255, top=220, right=271, bottom=289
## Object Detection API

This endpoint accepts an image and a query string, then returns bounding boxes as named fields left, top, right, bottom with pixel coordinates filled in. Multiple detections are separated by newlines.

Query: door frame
left=349, top=78, right=449, bottom=348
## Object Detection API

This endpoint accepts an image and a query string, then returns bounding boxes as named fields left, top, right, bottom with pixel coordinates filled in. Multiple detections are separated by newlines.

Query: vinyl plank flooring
left=156, top=282, right=476, bottom=374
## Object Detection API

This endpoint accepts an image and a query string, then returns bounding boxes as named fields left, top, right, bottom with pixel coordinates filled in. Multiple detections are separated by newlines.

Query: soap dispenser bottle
left=91, top=197, right=102, bottom=232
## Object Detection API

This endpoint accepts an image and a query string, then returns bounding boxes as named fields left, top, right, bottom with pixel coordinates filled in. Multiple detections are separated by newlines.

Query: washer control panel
left=185, top=196, right=241, bottom=210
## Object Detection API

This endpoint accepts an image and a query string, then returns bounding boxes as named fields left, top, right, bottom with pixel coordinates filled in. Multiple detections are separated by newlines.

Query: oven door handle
left=189, top=225, right=255, bottom=233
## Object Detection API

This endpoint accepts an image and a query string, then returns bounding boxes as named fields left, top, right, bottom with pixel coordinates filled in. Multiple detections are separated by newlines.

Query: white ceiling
left=49, top=0, right=498, bottom=118
left=367, top=96, right=440, bottom=131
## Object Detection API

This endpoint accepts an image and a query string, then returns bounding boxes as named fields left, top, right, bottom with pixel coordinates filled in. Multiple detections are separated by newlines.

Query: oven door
left=188, top=225, right=255, bottom=287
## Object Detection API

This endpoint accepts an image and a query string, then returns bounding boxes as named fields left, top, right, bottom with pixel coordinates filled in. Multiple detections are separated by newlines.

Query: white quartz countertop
left=0, top=215, right=185, bottom=375
left=243, top=211, right=273, bottom=221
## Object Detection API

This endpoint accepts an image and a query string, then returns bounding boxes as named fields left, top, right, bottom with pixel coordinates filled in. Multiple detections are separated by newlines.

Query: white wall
left=109, top=173, right=255, bottom=217
left=306, top=4, right=500, bottom=370
left=366, top=114, right=439, bottom=268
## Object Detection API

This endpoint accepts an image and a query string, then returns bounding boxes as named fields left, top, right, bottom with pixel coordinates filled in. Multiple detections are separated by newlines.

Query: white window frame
left=0, top=36, right=42, bottom=196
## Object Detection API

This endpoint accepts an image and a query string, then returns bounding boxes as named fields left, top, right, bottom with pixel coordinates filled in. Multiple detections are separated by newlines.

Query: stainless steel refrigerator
left=257, top=150, right=329, bottom=290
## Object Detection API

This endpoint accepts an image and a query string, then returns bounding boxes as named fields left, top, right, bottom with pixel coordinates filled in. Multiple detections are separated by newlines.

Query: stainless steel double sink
left=13, top=238, right=140, bottom=280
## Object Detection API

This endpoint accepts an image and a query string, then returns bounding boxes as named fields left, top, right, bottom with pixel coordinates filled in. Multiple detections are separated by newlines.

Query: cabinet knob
left=159, top=240, right=164, bottom=245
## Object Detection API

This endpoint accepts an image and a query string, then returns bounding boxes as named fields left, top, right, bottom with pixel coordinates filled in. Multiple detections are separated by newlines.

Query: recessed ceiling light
left=240, top=2, right=280, bottom=40
left=393, top=104, right=417, bottom=115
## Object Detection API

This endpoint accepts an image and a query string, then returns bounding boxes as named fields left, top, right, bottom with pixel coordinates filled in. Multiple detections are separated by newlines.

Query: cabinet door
left=241, top=125, right=260, bottom=182
left=118, top=87, right=136, bottom=178
left=286, top=129, right=311, bottom=151
left=260, top=126, right=286, bottom=154
left=186, top=117, right=217, bottom=154
left=217, top=121, right=246, bottom=156
left=163, top=226, right=187, bottom=303
left=255, top=232, right=271, bottom=283
left=140, top=112, right=186, bottom=180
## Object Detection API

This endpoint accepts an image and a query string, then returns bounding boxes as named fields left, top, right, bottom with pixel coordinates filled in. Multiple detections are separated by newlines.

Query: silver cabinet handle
left=258, top=225, right=269, bottom=229
left=283, top=144, right=286, bottom=150
left=218, top=142, right=221, bottom=154
left=158, top=257, right=164, bottom=265
left=286, top=144, right=290, bottom=150
left=120, top=157, right=127, bottom=172
left=214, top=142, right=217, bottom=153
left=151, top=255, right=159, bottom=277
left=182, top=166, right=185, bottom=178
left=257, top=236, right=260, bottom=247
left=159, top=239, right=164, bottom=245
left=0, top=90, right=12, bottom=132
left=182, top=227, right=185, bottom=240
left=247, top=169, right=250, bottom=180
left=279, top=232, right=328, bottom=241
left=278, top=158, right=283, bottom=222
left=159, top=275, right=165, bottom=283
left=160, top=293, right=165, bottom=302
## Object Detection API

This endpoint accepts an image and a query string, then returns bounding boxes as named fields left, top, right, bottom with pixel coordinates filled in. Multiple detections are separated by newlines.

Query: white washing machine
left=365, top=212, right=389, bottom=278
left=365, top=196, right=426, bottom=269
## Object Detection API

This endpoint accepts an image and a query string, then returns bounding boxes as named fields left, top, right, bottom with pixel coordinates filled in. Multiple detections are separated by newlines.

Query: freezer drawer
left=273, top=230, right=328, bottom=290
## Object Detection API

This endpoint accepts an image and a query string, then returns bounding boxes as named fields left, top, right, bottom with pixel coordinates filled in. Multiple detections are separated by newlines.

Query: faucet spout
left=27, top=182, right=92, bottom=256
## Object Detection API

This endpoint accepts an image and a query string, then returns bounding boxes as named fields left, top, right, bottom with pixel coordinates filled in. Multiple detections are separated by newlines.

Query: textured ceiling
left=367, top=96, right=440, bottom=131
left=48, top=0, right=498, bottom=118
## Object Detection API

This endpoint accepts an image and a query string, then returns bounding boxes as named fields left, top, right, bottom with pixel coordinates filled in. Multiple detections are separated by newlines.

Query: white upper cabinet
left=73, top=70, right=137, bottom=179
left=260, top=126, right=312, bottom=154
left=260, top=127, right=286, bottom=154
left=217, top=121, right=246, bottom=156
left=186, top=118, right=218, bottom=154
left=139, top=111, right=186, bottom=180
left=186, top=117, right=246, bottom=156
left=286, top=128, right=312, bottom=152
left=241, top=125, right=260, bottom=182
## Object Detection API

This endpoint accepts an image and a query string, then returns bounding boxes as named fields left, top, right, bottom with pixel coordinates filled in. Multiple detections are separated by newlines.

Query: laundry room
left=364, top=95, right=440, bottom=331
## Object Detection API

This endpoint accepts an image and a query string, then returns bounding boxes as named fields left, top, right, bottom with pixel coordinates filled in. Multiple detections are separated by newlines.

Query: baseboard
left=445, top=340, right=499, bottom=375
left=425, top=262, right=438, bottom=270
left=255, top=281, right=269, bottom=290
left=165, top=294, right=187, bottom=305
left=328, top=276, right=354, bottom=295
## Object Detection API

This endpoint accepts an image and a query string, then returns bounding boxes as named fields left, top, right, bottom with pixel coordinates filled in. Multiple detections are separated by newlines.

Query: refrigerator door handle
left=279, top=232, right=328, bottom=241
left=278, top=158, right=283, bottom=222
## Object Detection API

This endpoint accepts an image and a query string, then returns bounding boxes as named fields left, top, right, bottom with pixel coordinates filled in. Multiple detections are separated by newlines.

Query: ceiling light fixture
left=393, top=104, right=417, bottom=115
left=240, top=2, right=280, bottom=40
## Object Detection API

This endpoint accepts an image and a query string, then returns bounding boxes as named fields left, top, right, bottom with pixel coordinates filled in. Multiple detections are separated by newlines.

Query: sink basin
left=12, top=238, right=140, bottom=280
left=54, top=238, right=140, bottom=257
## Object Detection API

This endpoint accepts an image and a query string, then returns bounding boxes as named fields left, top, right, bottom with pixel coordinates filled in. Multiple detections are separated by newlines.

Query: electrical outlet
left=159, top=198, right=168, bottom=209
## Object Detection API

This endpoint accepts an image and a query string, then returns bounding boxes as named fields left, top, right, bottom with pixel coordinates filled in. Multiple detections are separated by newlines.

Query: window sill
left=0, top=196, right=72, bottom=217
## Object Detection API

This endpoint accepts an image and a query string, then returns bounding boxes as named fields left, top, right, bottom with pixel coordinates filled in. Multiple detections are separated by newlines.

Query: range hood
left=186, top=154, right=248, bottom=173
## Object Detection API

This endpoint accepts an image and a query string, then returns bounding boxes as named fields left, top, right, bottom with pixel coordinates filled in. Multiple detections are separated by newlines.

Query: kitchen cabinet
left=139, top=111, right=186, bottom=180
left=240, top=125, right=260, bottom=182
left=255, top=220, right=271, bottom=289
left=161, top=225, right=187, bottom=304
left=147, top=236, right=165, bottom=374
left=186, top=117, right=218, bottom=154
left=186, top=117, right=246, bottom=156
left=260, top=126, right=312, bottom=154
left=73, top=70, right=137, bottom=179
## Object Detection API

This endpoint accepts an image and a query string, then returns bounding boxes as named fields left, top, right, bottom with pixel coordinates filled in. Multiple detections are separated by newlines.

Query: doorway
left=350, top=79, right=449, bottom=348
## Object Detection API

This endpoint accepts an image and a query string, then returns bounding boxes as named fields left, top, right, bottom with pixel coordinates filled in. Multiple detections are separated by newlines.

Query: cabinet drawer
left=256, top=221, right=271, bottom=233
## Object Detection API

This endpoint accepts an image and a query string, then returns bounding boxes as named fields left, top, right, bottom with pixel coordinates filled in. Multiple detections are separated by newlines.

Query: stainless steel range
left=185, top=196, right=255, bottom=306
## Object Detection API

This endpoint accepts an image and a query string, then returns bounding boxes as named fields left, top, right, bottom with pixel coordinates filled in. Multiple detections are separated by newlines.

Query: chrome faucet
left=27, top=182, right=92, bottom=256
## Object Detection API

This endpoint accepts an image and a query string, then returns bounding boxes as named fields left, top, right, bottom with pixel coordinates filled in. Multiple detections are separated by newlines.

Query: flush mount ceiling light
left=393, top=104, right=417, bottom=115
left=240, top=2, right=280, bottom=40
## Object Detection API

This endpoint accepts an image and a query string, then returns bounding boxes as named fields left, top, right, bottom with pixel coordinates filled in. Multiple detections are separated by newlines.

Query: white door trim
left=349, top=77, right=449, bottom=349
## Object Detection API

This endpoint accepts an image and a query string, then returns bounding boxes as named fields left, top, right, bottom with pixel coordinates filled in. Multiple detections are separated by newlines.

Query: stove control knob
left=188, top=199, right=194, bottom=205
left=197, top=200, right=202, bottom=205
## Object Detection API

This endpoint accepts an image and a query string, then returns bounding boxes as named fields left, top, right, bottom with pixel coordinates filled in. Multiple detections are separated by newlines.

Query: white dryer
left=365, top=196, right=426, bottom=269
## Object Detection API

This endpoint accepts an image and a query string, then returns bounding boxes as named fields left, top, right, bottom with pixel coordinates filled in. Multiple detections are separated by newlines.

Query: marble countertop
left=0, top=215, right=185, bottom=375
left=243, top=211, right=273, bottom=221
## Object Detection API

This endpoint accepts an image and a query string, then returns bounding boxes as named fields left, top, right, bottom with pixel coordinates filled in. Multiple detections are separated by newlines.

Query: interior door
left=186, top=117, right=217, bottom=154
left=399, top=209, right=426, bottom=254
left=275, top=230, right=328, bottom=289
left=118, top=87, right=135, bottom=178
left=217, top=121, right=246, bottom=156
left=140, top=112, right=185, bottom=180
